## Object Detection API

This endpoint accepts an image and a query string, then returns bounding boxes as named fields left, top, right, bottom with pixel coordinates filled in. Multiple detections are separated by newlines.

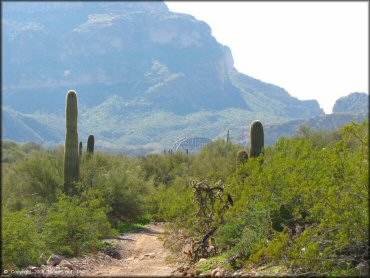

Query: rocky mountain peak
left=332, top=92, right=368, bottom=114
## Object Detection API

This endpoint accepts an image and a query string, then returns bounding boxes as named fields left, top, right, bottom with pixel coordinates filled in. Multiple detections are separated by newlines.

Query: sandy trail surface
left=88, top=223, right=177, bottom=276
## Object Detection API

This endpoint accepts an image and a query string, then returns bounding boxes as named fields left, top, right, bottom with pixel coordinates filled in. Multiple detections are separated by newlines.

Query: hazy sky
left=166, top=1, right=368, bottom=113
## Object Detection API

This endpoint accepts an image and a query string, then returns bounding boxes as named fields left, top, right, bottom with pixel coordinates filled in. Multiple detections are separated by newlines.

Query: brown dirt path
left=88, top=223, right=177, bottom=276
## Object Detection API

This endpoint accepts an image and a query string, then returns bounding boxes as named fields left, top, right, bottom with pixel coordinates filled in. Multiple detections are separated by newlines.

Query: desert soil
left=33, top=223, right=179, bottom=277
left=87, top=223, right=177, bottom=276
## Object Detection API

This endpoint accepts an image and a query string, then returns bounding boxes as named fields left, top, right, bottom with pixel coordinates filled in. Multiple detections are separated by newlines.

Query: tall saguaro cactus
left=249, top=120, right=264, bottom=158
left=64, top=90, right=79, bottom=195
left=226, top=129, right=230, bottom=143
left=87, top=135, right=94, bottom=154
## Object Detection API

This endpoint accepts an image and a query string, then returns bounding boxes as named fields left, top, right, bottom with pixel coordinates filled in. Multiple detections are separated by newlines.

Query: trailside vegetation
left=1, top=120, right=368, bottom=276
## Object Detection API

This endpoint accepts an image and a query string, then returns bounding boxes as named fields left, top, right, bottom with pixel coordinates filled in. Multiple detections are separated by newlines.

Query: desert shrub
left=226, top=121, right=369, bottom=274
left=154, top=176, right=194, bottom=223
left=2, top=141, right=27, bottom=163
left=296, top=125, right=342, bottom=149
left=79, top=152, right=154, bottom=226
left=162, top=121, right=368, bottom=275
left=1, top=121, right=367, bottom=275
left=190, top=140, right=241, bottom=182
left=2, top=148, right=64, bottom=210
left=216, top=201, right=271, bottom=259
left=20, top=141, right=43, bottom=153
left=2, top=207, right=45, bottom=269
left=141, top=152, right=190, bottom=186
left=42, top=194, right=113, bottom=257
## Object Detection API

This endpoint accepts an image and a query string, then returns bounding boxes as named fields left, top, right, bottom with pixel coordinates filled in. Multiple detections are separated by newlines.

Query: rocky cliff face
left=3, top=1, right=325, bottom=153
left=332, top=92, right=368, bottom=114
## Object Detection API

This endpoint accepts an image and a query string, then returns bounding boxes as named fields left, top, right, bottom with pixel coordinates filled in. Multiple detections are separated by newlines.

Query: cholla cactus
left=64, top=90, right=79, bottom=194
left=249, top=120, right=264, bottom=158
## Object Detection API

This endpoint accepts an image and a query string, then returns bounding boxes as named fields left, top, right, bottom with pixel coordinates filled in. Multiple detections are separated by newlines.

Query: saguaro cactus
left=79, top=141, right=83, bottom=165
left=249, top=120, right=264, bottom=158
left=64, top=90, right=79, bottom=194
left=226, top=129, right=230, bottom=143
left=236, top=149, right=249, bottom=167
left=87, top=135, right=94, bottom=154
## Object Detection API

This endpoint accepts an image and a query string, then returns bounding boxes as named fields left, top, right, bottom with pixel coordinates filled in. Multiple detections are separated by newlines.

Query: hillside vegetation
left=1, top=120, right=368, bottom=276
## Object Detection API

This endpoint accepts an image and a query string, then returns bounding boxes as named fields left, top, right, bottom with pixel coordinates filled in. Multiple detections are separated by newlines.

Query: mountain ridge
left=2, top=1, right=346, bottom=154
left=332, top=92, right=368, bottom=114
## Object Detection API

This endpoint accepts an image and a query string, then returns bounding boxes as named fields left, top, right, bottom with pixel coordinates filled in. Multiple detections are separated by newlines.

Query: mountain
left=254, top=92, right=368, bottom=145
left=332, top=92, right=368, bottom=114
left=2, top=106, right=64, bottom=144
left=2, top=1, right=326, bottom=153
left=263, top=111, right=368, bottom=145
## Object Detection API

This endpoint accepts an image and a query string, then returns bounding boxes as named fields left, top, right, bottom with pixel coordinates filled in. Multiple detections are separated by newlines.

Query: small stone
left=60, top=259, right=73, bottom=270
left=198, top=258, right=207, bottom=263
left=26, top=266, right=39, bottom=272
left=211, top=268, right=221, bottom=277
left=47, top=254, right=64, bottom=266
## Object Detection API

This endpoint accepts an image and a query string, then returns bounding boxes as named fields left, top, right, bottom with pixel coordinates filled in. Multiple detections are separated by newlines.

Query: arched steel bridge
left=172, top=137, right=212, bottom=152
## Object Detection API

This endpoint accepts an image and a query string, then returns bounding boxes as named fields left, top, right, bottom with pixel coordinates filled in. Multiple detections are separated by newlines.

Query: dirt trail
left=89, top=223, right=177, bottom=276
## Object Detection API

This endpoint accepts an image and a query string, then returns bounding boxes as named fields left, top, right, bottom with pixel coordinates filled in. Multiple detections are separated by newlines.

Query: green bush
left=2, top=207, right=45, bottom=269
left=79, top=153, right=154, bottom=225
left=154, top=176, right=194, bottom=224
left=1, top=121, right=367, bottom=275
left=141, top=152, right=190, bottom=187
left=191, top=140, right=240, bottom=182
left=2, top=148, right=64, bottom=210
left=230, top=121, right=368, bottom=274
left=42, top=195, right=113, bottom=257
left=161, top=121, right=368, bottom=275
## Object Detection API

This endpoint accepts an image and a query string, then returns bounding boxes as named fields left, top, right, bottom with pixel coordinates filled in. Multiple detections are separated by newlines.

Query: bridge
left=172, top=137, right=212, bottom=152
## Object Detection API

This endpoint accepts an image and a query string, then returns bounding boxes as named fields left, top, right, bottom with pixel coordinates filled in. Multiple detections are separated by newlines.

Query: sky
left=165, top=1, right=368, bottom=114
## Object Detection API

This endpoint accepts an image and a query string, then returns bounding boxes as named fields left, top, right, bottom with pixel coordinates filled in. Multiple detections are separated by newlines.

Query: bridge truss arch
left=172, top=137, right=212, bottom=152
